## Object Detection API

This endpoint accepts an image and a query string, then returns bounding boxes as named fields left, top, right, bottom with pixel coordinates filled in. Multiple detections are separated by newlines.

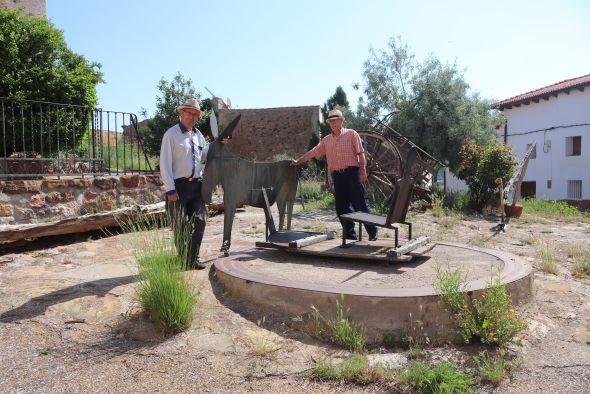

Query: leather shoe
left=190, top=258, right=208, bottom=270
left=346, top=235, right=358, bottom=240
left=368, top=235, right=378, bottom=241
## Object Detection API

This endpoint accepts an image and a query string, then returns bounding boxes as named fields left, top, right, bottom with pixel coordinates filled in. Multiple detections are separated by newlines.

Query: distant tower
left=0, top=0, right=46, bottom=17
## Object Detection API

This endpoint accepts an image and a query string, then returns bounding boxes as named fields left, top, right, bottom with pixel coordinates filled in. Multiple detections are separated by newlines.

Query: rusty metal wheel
left=359, top=131, right=404, bottom=213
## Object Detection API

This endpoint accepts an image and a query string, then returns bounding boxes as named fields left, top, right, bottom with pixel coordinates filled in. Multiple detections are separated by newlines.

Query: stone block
left=120, top=174, right=146, bottom=188
left=84, top=190, right=100, bottom=204
left=93, top=177, right=119, bottom=190
left=145, top=174, right=164, bottom=186
left=0, top=204, right=13, bottom=217
left=1, top=180, right=42, bottom=194
left=45, top=191, right=75, bottom=203
left=29, top=194, right=46, bottom=208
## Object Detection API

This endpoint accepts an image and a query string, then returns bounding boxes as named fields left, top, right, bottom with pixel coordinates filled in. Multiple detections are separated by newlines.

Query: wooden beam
left=0, top=202, right=166, bottom=242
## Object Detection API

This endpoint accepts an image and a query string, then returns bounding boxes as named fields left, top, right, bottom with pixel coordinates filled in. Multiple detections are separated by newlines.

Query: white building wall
left=502, top=89, right=590, bottom=200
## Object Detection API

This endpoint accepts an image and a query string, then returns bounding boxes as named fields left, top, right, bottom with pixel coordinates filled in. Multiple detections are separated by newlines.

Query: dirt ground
left=1, top=204, right=589, bottom=393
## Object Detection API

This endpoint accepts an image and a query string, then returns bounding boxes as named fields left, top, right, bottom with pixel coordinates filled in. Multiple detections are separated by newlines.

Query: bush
left=456, top=141, right=517, bottom=211
left=434, top=265, right=527, bottom=346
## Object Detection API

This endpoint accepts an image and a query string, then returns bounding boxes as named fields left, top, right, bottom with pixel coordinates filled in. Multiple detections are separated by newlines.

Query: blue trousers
left=332, top=166, right=377, bottom=239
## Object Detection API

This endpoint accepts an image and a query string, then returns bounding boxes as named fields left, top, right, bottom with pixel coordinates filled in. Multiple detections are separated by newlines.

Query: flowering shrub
left=434, top=265, right=527, bottom=346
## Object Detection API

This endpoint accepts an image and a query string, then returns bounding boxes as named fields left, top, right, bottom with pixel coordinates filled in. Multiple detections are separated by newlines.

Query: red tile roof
left=494, top=74, right=590, bottom=110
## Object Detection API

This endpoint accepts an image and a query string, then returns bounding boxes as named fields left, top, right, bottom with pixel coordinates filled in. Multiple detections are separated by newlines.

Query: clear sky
left=46, top=0, right=590, bottom=118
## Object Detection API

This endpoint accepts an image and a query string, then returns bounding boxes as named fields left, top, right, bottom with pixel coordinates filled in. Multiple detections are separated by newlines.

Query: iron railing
left=0, top=97, right=154, bottom=178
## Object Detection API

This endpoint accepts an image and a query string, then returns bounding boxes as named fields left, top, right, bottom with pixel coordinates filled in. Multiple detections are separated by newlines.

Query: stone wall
left=0, top=174, right=165, bottom=225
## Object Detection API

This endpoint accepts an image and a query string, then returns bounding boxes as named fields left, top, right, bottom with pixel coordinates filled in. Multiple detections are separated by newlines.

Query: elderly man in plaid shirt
left=291, top=109, right=378, bottom=241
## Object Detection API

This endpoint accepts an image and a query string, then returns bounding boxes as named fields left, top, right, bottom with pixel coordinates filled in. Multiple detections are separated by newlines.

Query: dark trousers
left=166, top=178, right=206, bottom=263
left=332, top=166, right=377, bottom=239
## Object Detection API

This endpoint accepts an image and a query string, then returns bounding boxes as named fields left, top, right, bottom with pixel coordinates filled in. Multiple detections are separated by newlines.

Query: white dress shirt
left=159, top=122, right=209, bottom=194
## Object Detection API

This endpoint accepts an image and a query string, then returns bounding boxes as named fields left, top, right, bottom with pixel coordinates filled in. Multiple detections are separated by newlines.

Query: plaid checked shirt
left=302, top=128, right=365, bottom=174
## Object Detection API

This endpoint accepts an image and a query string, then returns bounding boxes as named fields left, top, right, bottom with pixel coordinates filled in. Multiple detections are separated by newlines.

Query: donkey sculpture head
left=202, top=114, right=298, bottom=255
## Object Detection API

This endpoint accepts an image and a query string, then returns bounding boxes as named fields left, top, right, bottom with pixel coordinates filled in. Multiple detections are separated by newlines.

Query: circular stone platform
left=214, top=242, right=533, bottom=343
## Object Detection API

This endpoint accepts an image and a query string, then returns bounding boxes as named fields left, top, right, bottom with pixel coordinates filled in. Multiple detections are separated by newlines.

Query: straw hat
left=176, top=98, right=203, bottom=115
left=326, top=109, right=344, bottom=122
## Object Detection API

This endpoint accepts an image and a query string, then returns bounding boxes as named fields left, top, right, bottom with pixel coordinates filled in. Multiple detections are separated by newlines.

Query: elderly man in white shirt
left=160, top=98, right=228, bottom=269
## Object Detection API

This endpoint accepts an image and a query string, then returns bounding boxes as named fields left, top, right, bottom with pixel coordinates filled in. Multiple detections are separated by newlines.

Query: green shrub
left=519, top=198, right=589, bottom=219
left=456, top=141, right=517, bottom=210
left=434, top=265, right=527, bottom=346
left=398, top=361, right=473, bottom=393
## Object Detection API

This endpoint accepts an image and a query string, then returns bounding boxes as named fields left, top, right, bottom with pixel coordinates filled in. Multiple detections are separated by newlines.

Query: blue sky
left=46, top=0, right=590, bottom=118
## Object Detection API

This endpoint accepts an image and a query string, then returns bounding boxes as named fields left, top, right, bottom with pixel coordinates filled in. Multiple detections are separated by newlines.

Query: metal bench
left=340, top=146, right=420, bottom=248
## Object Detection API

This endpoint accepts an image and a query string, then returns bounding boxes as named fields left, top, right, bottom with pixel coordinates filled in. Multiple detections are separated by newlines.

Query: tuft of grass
left=398, top=361, right=473, bottom=394
left=248, top=332, right=282, bottom=357
left=573, top=255, right=590, bottom=279
left=565, top=244, right=586, bottom=260
left=38, top=347, right=50, bottom=356
left=437, top=213, right=462, bottom=229
left=431, top=193, right=445, bottom=217
left=538, top=239, right=558, bottom=275
left=118, top=210, right=197, bottom=333
left=329, top=297, right=367, bottom=353
left=474, top=350, right=507, bottom=386
left=312, top=358, right=340, bottom=381
left=301, top=193, right=335, bottom=211
left=136, top=252, right=195, bottom=332
left=311, top=354, right=393, bottom=385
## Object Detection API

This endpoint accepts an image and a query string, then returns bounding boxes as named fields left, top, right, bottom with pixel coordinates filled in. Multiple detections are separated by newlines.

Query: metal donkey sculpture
left=201, top=115, right=298, bottom=256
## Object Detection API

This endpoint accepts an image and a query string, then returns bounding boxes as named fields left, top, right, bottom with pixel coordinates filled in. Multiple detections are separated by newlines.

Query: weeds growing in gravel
left=537, top=239, right=558, bottom=275
left=397, top=361, right=473, bottom=393
left=312, top=354, right=392, bottom=385
left=434, top=265, right=527, bottom=346
left=309, top=296, right=367, bottom=353
left=573, top=255, right=590, bottom=279
left=329, top=297, right=367, bottom=353
left=473, top=350, right=508, bottom=385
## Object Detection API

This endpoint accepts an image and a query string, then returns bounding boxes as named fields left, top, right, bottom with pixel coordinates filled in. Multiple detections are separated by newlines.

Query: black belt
left=175, top=177, right=202, bottom=182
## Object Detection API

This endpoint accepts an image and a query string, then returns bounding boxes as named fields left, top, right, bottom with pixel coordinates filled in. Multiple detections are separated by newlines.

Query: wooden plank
left=387, top=236, right=431, bottom=257
left=0, top=202, right=166, bottom=242
left=288, top=231, right=336, bottom=248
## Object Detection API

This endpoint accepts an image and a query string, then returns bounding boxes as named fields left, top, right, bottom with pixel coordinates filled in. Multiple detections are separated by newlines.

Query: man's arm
left=290, top=140, right=325, bottom=166
left=159, top=132, right=178, bottom=201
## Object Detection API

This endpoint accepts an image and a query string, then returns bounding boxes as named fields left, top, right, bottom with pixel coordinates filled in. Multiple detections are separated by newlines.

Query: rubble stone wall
left=0, top=174, right=165, bottom=225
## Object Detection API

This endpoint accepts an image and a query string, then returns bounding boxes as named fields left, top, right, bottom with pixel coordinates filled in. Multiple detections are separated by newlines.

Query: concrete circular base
left=214, top=242, right=533, bottom=343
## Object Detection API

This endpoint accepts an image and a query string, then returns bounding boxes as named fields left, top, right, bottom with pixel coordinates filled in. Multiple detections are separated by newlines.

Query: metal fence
left=0, top=97, right=154, bottom=178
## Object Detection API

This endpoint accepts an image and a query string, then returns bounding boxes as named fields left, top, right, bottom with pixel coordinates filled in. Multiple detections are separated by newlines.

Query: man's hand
left=290, top=159, right=299, bottom=166
left=360, top=172, right=367, bottom=183
left=167, top=192, right=179, bottom=202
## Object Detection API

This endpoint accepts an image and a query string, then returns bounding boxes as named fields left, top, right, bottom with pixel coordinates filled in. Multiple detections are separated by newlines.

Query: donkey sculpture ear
left=210, top=110, right=219, bottom=139
left=218, top=114, right=242, bottom=141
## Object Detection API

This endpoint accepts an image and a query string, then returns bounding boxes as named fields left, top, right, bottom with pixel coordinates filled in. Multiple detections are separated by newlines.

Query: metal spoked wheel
left=359, top=131, right=404, bottom=214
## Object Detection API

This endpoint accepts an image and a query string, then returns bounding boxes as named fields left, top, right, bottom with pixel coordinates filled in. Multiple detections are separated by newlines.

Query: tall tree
left=0, top=9, right=103, bottom=105
left=357, top=36, right=500, bottom=171
left=0, top=9, right=103, bottom=155
left=141, top=73, right=207, bottom=156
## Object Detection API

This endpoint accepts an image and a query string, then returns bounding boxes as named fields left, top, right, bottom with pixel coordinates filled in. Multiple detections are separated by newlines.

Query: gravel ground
left=1, top=205, right=589, bottom=393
